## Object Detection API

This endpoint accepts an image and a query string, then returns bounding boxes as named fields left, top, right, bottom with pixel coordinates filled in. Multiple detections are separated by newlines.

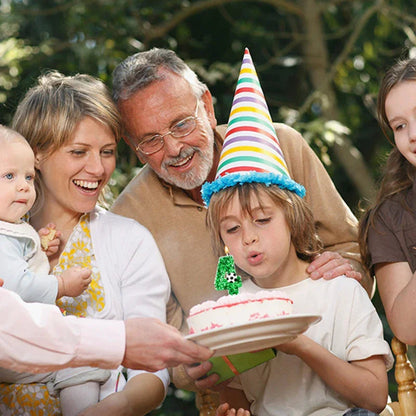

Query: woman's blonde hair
left=11, top=71, right=122, bottom=212
left=206, top=182, right=322, bottom=261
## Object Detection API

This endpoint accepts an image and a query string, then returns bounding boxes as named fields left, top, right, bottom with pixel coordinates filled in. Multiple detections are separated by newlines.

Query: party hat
left=201, top=48, right=305, bottom=206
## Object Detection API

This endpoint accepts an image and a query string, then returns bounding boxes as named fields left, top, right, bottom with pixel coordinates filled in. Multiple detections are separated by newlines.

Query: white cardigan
left=86, top=207, right=171, bottom=393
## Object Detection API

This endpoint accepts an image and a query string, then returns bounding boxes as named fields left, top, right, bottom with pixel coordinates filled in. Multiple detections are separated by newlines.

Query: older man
left=110, top=48, right=371, bottom=393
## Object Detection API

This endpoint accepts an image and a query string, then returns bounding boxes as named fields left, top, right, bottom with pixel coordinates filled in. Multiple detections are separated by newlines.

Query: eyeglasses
left=135, top=100, right=200, bottom=155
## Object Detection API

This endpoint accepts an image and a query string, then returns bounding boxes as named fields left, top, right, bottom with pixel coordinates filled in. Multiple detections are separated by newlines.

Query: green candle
left=214, top=247, right=242, bottom=295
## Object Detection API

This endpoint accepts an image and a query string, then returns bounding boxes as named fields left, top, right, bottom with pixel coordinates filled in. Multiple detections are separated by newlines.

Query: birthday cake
left=187, top=290, right=293, bottom=334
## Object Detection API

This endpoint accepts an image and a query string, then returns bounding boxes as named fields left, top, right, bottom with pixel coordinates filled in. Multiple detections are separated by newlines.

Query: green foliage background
left=2, top=0, right=416, bottom=412
left=3, top=0, right=415, bottom=210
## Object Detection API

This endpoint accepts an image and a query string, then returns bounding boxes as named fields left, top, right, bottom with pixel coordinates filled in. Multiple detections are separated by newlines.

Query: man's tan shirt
left=112, top=123, right=370, bottom=334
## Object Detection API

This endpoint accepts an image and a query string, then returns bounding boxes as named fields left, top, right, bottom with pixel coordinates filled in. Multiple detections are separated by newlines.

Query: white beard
left=158, top=116, right=215, bottom=190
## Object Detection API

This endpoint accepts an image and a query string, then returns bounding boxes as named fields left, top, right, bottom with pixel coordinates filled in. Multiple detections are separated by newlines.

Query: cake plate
left=185, top=314, right=321, bottom=356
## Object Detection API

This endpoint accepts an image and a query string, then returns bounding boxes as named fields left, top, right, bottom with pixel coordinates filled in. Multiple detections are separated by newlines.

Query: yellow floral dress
left=0, top=214, right=105, bottom=415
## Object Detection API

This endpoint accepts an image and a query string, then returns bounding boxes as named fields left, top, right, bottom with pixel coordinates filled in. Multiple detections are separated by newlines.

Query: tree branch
left=142, top=0, right=303, bottom=44
left=382, top=4, right=416, bottom=26
left=296, top=0, right=384, bottom=121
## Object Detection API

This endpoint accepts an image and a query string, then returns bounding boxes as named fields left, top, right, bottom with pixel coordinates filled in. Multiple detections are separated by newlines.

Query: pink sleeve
left=0, top=287, right=125, bottom=373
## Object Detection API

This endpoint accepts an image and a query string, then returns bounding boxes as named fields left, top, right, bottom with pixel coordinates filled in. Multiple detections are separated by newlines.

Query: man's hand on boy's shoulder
left=307, top=251, right=362, bottom=281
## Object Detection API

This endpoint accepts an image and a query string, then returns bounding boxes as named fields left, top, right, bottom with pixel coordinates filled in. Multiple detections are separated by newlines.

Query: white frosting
left=187, top=290, right=293, bottom=334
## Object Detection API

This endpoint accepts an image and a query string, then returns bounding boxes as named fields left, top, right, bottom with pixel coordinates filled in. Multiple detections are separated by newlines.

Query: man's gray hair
left=112, top=48, right=208, bottom=102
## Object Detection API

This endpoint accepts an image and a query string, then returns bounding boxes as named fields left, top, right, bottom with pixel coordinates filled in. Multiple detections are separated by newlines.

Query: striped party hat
left=201, top=48, right=305, bottom=206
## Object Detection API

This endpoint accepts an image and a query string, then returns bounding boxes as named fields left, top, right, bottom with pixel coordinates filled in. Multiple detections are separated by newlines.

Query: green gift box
left=208, top=348, right=276, bottom=384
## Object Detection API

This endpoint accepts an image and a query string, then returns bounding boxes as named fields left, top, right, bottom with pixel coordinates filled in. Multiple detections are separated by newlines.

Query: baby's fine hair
left=359, top=58, right=416, bottom=273
left=0, top=124, right=28, bottom=146
left=206, top=182, right=322, bottom=261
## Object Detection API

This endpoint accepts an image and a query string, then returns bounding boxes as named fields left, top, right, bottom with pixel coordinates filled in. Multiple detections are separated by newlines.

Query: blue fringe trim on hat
left=201, top=171, right=306, bottom=206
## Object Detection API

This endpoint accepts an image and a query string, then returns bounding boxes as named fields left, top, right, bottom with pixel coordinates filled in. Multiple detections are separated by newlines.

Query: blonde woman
left=0, top=71, right=171, bottom=416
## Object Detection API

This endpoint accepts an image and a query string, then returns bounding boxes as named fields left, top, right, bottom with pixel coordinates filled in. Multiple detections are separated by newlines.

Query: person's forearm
left=90, top=373, right=165, bottom=416
left=389, top=275, right=416, bottom=344
left=375, top=263, right=416, bottom=344
left=122, top=373, right=165, bottom=414
left=1, top=288, right=125, bottom=372
left=289, top=336, right=387, bottom=412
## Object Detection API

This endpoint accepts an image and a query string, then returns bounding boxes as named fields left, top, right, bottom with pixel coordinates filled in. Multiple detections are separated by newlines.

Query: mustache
left=163, top=146, right=198, bottom=167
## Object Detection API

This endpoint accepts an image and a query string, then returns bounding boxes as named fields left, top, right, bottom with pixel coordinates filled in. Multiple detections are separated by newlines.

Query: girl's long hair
left=359, top=59, right=416, bottom=273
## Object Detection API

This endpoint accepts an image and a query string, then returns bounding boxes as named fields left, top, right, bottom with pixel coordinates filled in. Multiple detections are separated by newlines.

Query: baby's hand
left=39, top=223, right=60, bottom=256
left=216, top=403, right=250, bottom=416
left=57, top=267, right=92, bottom=298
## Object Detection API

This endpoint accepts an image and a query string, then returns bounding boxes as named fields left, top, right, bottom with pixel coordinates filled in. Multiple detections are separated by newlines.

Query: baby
left=0, top=125, right=109, bottom=416
left=0, top=125, right=91, bottom=301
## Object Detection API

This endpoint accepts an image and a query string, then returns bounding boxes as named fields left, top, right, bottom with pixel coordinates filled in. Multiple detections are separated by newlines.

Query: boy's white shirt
left=229, top=276, right=393, bottom=416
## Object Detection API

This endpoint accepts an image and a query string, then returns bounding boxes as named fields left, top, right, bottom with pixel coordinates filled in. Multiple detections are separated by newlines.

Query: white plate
left=186, top=314, right=321, bottom=356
